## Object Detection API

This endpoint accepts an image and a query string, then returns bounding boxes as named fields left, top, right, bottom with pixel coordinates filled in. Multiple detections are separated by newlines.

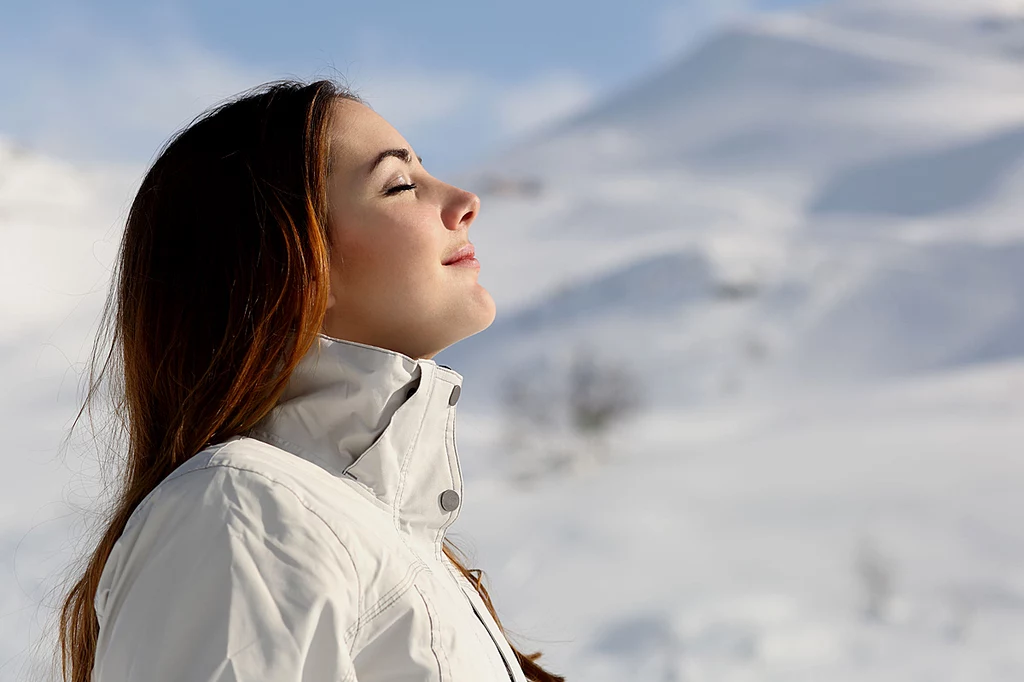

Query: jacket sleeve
left=92, top=465, right=362, bottom=682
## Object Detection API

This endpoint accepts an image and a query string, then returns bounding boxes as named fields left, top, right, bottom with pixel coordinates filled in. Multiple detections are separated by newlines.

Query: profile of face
left=321, top=98, right=495, bottom=360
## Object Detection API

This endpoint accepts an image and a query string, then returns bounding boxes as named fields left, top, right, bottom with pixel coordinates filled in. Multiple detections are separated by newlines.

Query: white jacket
left=92, top=334, right=530, bottom=681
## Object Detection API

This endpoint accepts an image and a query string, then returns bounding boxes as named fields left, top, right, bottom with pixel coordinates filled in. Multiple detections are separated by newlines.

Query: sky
left=1, top=0, right=825, bottom=177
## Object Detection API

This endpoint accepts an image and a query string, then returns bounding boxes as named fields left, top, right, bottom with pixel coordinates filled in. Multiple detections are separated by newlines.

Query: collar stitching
left=246, top=429, right=336, bottom=474
left=391, top=363, right=437, bottom=532
left=244, top=431, right=394, bottom=517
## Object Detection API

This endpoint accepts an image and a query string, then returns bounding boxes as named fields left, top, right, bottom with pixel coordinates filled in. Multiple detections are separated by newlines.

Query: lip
left=443, top=243, right=477, bottom=266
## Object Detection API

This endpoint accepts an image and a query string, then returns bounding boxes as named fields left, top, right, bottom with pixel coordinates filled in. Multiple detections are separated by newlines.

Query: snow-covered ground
left=4, top=0, right=1024, bottom=679
left=454, top=361, right=1024, bottom=682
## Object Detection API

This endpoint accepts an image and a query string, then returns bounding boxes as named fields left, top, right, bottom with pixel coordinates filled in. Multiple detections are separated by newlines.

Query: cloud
left=0, top=9, right=275, bottom=165
left=340, top=67, right=598, bottom=175
left=493, top=69, right=596, bottom=138
left=655, top=0, right=757, bottom=59
left=0, top=8, right=598, bottom=175
left=330, top=26, right=487, bottom=135
left=0, top=7, right=493, bottom=167
left=0, top=15, right=500, bottom=173
left=345, top=68, right=488, bottom=138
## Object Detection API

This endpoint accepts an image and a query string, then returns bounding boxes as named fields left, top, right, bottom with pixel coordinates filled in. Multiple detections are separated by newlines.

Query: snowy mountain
left=438, top=0, right=1024, bottom=406
left=4, top=1, right=1024, bottom=680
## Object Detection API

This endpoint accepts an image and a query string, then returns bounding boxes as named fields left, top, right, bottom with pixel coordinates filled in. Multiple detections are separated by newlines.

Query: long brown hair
left=56, top=78, right=564, bottom=682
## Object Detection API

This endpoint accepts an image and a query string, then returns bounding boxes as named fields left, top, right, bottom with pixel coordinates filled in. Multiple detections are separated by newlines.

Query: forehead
left=328, top=98, right=410, bottom=177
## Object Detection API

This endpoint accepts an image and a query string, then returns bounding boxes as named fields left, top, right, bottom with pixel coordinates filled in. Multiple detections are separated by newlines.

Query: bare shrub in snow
left=856, top=537, right=896, bottom=623
left=566, top=347, right=640, bottom=440
left=499, top=344, right=642, bottom=483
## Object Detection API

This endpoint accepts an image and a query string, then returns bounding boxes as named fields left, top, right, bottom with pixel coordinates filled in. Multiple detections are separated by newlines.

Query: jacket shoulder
left=105, top=437, right=365, bottom=601
left=129, top=436, right=386, bottom=566
left=153, top=436, right=415, bottom=596
left=93, top=439, right=365, bottom=681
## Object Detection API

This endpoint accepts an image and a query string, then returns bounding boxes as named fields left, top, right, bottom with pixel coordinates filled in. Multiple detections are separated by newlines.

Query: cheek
left=333, top=213, right=442, bottom=304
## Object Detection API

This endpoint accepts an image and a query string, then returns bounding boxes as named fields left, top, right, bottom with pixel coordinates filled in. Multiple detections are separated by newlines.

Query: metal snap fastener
left=439, top=489, right=460, bottom=512
left=448, top=385, right=461, bottom=406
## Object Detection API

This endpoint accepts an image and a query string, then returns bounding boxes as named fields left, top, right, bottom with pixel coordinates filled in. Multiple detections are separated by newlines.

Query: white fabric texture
left=92, top=334, right=529, bottom=682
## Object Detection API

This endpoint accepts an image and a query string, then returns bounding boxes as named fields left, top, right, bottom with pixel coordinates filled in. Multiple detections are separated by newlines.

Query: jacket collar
left=247, top=333, right=465, bottom=550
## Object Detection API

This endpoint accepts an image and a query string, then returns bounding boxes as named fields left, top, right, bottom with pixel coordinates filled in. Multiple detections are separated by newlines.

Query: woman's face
left=322, top=98, right=495, bottom=360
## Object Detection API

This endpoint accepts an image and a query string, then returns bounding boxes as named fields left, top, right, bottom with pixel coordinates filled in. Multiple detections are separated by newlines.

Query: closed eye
left=384, top=182, right=417, bottom=196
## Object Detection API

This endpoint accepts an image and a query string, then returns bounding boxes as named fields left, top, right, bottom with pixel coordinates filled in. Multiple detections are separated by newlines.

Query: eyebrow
left=368, top=147, right=423, bottom=175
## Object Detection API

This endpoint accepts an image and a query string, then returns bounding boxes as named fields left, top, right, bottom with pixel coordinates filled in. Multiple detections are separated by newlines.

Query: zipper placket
left=467, top=594, right=517, bottom=682
left=440, top=557, right=517, bottom=682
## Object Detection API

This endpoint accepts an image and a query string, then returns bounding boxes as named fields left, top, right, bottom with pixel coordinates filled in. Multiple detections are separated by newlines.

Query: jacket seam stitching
left=415, top=584, right=449, bottom=681
left=159, top=439, right=235, bottom=486
left=344, top=561, right=425, bottom=642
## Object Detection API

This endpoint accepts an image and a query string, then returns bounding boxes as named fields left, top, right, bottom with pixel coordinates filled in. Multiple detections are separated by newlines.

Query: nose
left=442, top=185, right=480, bottom=232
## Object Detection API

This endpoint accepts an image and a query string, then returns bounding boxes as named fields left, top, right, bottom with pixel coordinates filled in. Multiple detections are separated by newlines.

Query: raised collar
left=247, top=333, right=465, bottom=551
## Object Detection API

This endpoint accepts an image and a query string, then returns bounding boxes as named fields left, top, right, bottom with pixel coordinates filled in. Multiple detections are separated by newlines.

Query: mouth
left=443, top=244, right=479, bottom=268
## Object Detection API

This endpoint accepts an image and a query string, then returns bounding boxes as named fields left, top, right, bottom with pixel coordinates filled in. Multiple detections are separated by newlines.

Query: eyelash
left=385, top=182, right=417, bottom=196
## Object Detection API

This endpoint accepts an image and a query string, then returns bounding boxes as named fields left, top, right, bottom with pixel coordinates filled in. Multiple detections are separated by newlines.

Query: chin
left=454, top=305, right=497, bottom=345
left=431, top=297, right=496, bottom=356
left=471, top=289, right=497, bottom=334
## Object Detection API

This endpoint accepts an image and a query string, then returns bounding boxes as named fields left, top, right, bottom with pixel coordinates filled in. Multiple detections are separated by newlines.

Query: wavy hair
left=55, top=78, right=564, bottom=682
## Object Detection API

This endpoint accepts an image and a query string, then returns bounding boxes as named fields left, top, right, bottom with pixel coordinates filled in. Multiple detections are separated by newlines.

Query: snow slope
left=4, top=0, right=1024, bottom=679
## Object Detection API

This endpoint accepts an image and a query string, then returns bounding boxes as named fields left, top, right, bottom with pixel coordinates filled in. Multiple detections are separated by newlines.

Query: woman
left=57, top=79, right=564, bottom=682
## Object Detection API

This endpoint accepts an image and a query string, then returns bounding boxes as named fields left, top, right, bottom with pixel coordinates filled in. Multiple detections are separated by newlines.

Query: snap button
left=448, top=385, right=461, bottom=406
left=439, top=489, right=461, bottom=512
